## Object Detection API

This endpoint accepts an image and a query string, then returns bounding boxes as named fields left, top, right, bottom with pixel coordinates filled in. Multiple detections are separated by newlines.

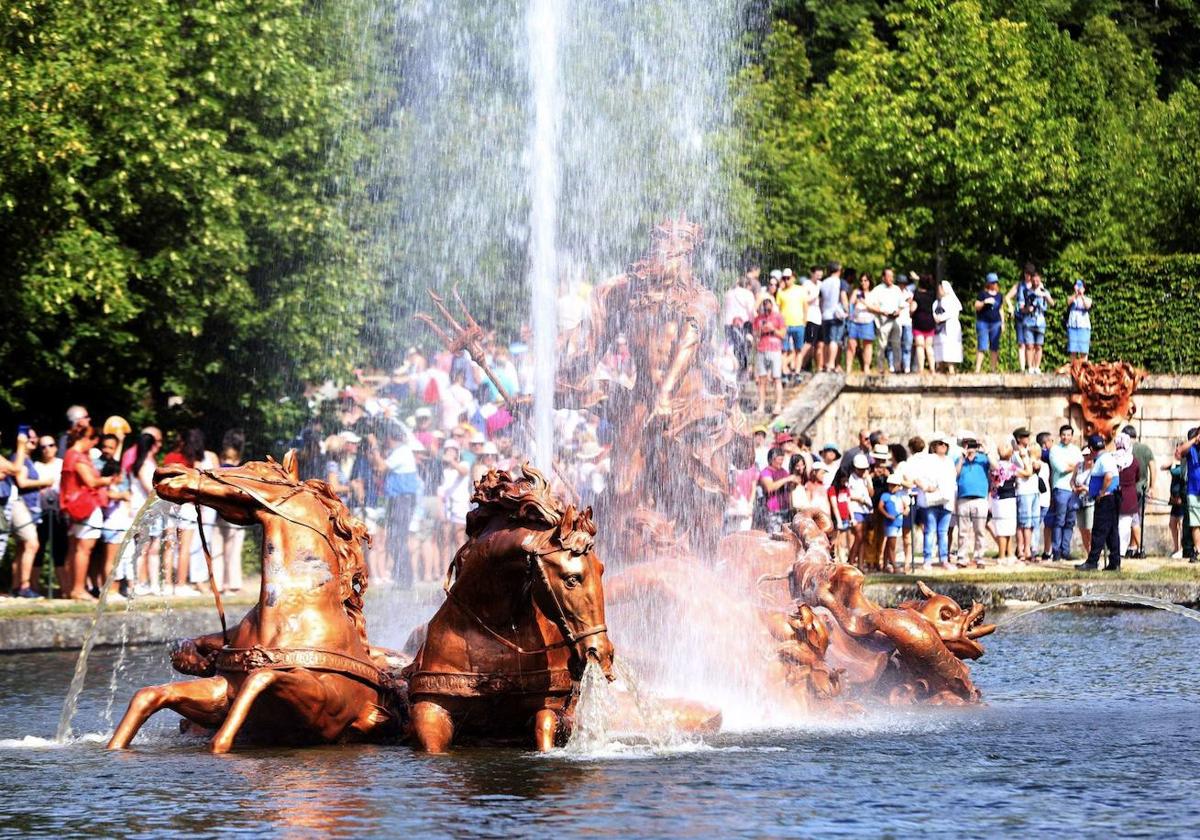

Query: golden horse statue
left=404, top=465, right=615, bottom=752
left=108, top=452, right=403, bottom=752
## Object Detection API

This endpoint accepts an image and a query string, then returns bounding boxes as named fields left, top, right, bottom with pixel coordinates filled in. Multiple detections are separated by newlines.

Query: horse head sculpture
left=407, top=464, right=613, bottom=752
left=108, top=451, right=401, bottom=753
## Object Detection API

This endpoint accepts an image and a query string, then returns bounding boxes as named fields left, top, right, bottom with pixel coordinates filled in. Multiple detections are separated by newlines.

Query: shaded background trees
left=2, top=0, right=1199, bottom=448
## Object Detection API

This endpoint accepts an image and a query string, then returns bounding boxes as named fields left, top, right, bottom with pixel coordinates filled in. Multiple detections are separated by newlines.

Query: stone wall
left=798, top=373, right=1200, bottom=553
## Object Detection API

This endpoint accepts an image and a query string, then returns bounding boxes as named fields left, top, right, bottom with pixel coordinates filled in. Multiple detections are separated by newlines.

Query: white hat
left=886, top=474, right=904, bottom=486
left=480, top=442, right=499, bottom=455
left=852, top=453, right=870, bottom=469
left=578, top=440, right=607, bottom=461
left=781, top=268, right=793, bottom=277
left=469, top=433, right=486, bottom=445
left=339, top=430, right=361, bottom=444
left=415, top=407, right=432, bottom=419
left=769, top=269, right=783, bottom=280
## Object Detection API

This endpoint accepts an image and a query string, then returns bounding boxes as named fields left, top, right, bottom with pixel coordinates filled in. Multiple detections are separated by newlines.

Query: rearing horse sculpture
left=404, top=464, right=615, bottom=752
left=108, top=452, right=403, bottom=752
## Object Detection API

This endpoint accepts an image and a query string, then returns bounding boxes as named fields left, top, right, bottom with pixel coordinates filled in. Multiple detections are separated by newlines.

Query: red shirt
left=60, top=448, right=90, bottom=504
left=162, top=451, right=189, bottom=467
left=752, top=311, right=785, bottom=353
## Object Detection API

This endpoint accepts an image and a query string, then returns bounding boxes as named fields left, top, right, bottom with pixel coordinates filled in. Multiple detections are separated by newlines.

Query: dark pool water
left=1, top=608, right=1198, bottom=838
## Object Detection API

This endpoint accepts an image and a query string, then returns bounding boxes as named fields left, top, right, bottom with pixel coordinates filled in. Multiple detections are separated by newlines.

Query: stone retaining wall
left=798, top=373, right=1200, bottom=553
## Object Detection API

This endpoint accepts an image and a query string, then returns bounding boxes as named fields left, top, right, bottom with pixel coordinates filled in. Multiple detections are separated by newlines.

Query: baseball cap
left=1086, top=433, right=1106, bottom=450
left=774, top=431, right=793, bottom=445
left=985, top=272, right=999, bottom=285
left=852, top=453, right=870, bottom=469
left=415, top=407, right=432, bottom=419
left=820, top=443, right=840, bottom=456
left=782, top=268, right=793, bottom=278
left=769, top=269, right=782, bottom=280
left=1013, top=427, right=1031, bottom=439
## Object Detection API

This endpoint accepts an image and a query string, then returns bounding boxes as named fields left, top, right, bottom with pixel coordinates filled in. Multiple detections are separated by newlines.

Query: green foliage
left=736, top=0, right=1200, bottom=375
left=731, top=22, right=892, bottom=270
left=1046, top=254, right=1200, bottom=373
left=0, top=0, right=372, bottom=450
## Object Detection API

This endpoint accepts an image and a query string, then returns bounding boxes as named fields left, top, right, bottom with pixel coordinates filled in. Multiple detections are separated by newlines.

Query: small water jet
left=1000, top=593, right=1200, bottom=626
left=55, top=494, right=171, bottom=742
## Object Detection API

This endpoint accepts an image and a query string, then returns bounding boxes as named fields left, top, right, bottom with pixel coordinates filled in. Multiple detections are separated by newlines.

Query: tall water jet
left=526, top=0, right=562, bottom=469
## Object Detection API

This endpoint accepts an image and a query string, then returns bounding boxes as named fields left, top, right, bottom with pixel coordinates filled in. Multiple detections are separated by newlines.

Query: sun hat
left=752, top=425, right=768, bottom=436
left=871, top=443, right=893, bottom=461
left=852, top=453, right=870, bottom=470
left=769, top=269, right=782, bottom=280
left=480, top=442, right=499, bottom=456
left=102, top=416, right=132, bottom=437
left=886, top=474, right=904, bottom=486
left=820, top=443, right=840, bottom=456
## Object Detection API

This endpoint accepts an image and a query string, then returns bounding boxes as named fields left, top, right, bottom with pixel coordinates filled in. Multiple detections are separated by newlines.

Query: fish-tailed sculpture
left=762, top=508, right=995, bottom=707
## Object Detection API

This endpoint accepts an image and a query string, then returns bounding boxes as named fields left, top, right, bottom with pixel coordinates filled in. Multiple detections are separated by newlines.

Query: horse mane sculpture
left=759, top=507, right=995, bottom=708
left=108, top=452, right=404, bottom=753
left=403, top=464, right=615, bottom=752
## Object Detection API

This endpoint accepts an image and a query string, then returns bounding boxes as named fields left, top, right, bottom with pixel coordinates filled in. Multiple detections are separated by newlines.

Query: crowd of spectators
left=731, top=421, right=1196, bottom=571
left=723, top=262, right=1095, bottom=410
left=0, top=407, right=247, bottom=600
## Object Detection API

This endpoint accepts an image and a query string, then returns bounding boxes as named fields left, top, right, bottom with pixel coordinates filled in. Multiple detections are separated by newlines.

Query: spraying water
left=526, top=0, right=561, bottom=468
left=1000, top=593, right=1200, bottom=626
left=55, top=495, right=173, bottom=742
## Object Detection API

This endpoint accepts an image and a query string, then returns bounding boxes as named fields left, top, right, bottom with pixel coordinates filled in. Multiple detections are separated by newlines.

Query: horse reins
left=442, top=546, right=607, bottom=656
left=185, top=468, right=349, bottom=648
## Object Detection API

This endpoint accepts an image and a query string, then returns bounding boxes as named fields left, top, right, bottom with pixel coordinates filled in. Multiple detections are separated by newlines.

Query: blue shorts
left=1016, top=494, right=1040, bottom=528
left=1068, top=327, right=1091, bottom=354
left=1015, top=321, right=1028, bottom=345
left=821, top=319, right=847, bottom=344
left=976, top=320, right=1001, bottom=352
left=848, top=321, right=875, bottom=341
left=1024, top=322, right=1045, bottom=346
left=853, top=511, right=870, bottom=524
left=785, top=326, right=805, bottom=352
left=884, top=524, right=903, bottom=538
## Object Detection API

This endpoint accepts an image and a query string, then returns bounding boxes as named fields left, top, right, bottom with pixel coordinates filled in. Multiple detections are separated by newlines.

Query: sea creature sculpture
left=764, top=508, right=996, bottom=707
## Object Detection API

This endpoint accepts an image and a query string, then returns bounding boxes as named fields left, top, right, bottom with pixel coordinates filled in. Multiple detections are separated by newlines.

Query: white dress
left=933, top=285, right=964, bottom=365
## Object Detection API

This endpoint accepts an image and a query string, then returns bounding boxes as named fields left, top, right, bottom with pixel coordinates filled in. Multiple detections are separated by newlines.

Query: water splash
left=55, top=495, right=172, bottom=742
left=564, top=659, right=615, bottom=754
left=1000, top=593, right=1200, bottom=626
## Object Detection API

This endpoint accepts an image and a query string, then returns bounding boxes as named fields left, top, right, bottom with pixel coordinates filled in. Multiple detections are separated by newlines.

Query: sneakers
left=15, top=587, right=41, bottom=599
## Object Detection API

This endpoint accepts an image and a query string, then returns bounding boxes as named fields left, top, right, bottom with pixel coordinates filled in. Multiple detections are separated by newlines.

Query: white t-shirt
left=1049, top=443, right=1082, bottom=492
left=804, top=280, right=822, bottom=325
left=896, top=285, right=914, bottom=327
left=867, top=283, right=905, bottom=319
left=386, top=444, right=417, bottom=475
left=722, top=286, right=756, bottom=327
left=1015, top=450, right=1041, bottom=497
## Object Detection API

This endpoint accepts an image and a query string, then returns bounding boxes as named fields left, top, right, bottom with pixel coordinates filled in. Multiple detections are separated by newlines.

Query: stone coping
left=841, top=371, right=1200, bottom=394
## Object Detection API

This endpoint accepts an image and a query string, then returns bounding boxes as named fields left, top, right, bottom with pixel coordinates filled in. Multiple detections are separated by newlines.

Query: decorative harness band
left=408, top=667, right=574, bottom=698
left=215, top=645, right=389, bottom=692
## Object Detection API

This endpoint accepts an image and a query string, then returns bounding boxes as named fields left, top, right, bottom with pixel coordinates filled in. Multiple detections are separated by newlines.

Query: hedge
left=952, top=255, right=1200, bottom=373
left=1045, top=255, right=1200, bottom=374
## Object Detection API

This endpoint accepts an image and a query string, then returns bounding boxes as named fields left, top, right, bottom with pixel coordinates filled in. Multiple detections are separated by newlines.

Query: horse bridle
left=443, top=543, right=607, bottom=657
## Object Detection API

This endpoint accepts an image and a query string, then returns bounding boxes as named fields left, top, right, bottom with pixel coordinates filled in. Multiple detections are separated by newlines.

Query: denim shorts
left=1014, top=320, right=1028, bottom=345
left=1016, top=493, right=1040, bottom=528
left=976, top=320, right=1002, bottom=351
left=848, top=321, right=875, bottom=341
left=821, top=319, right=847, bottom=344
left=785, top=326, right=805, bottom=352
